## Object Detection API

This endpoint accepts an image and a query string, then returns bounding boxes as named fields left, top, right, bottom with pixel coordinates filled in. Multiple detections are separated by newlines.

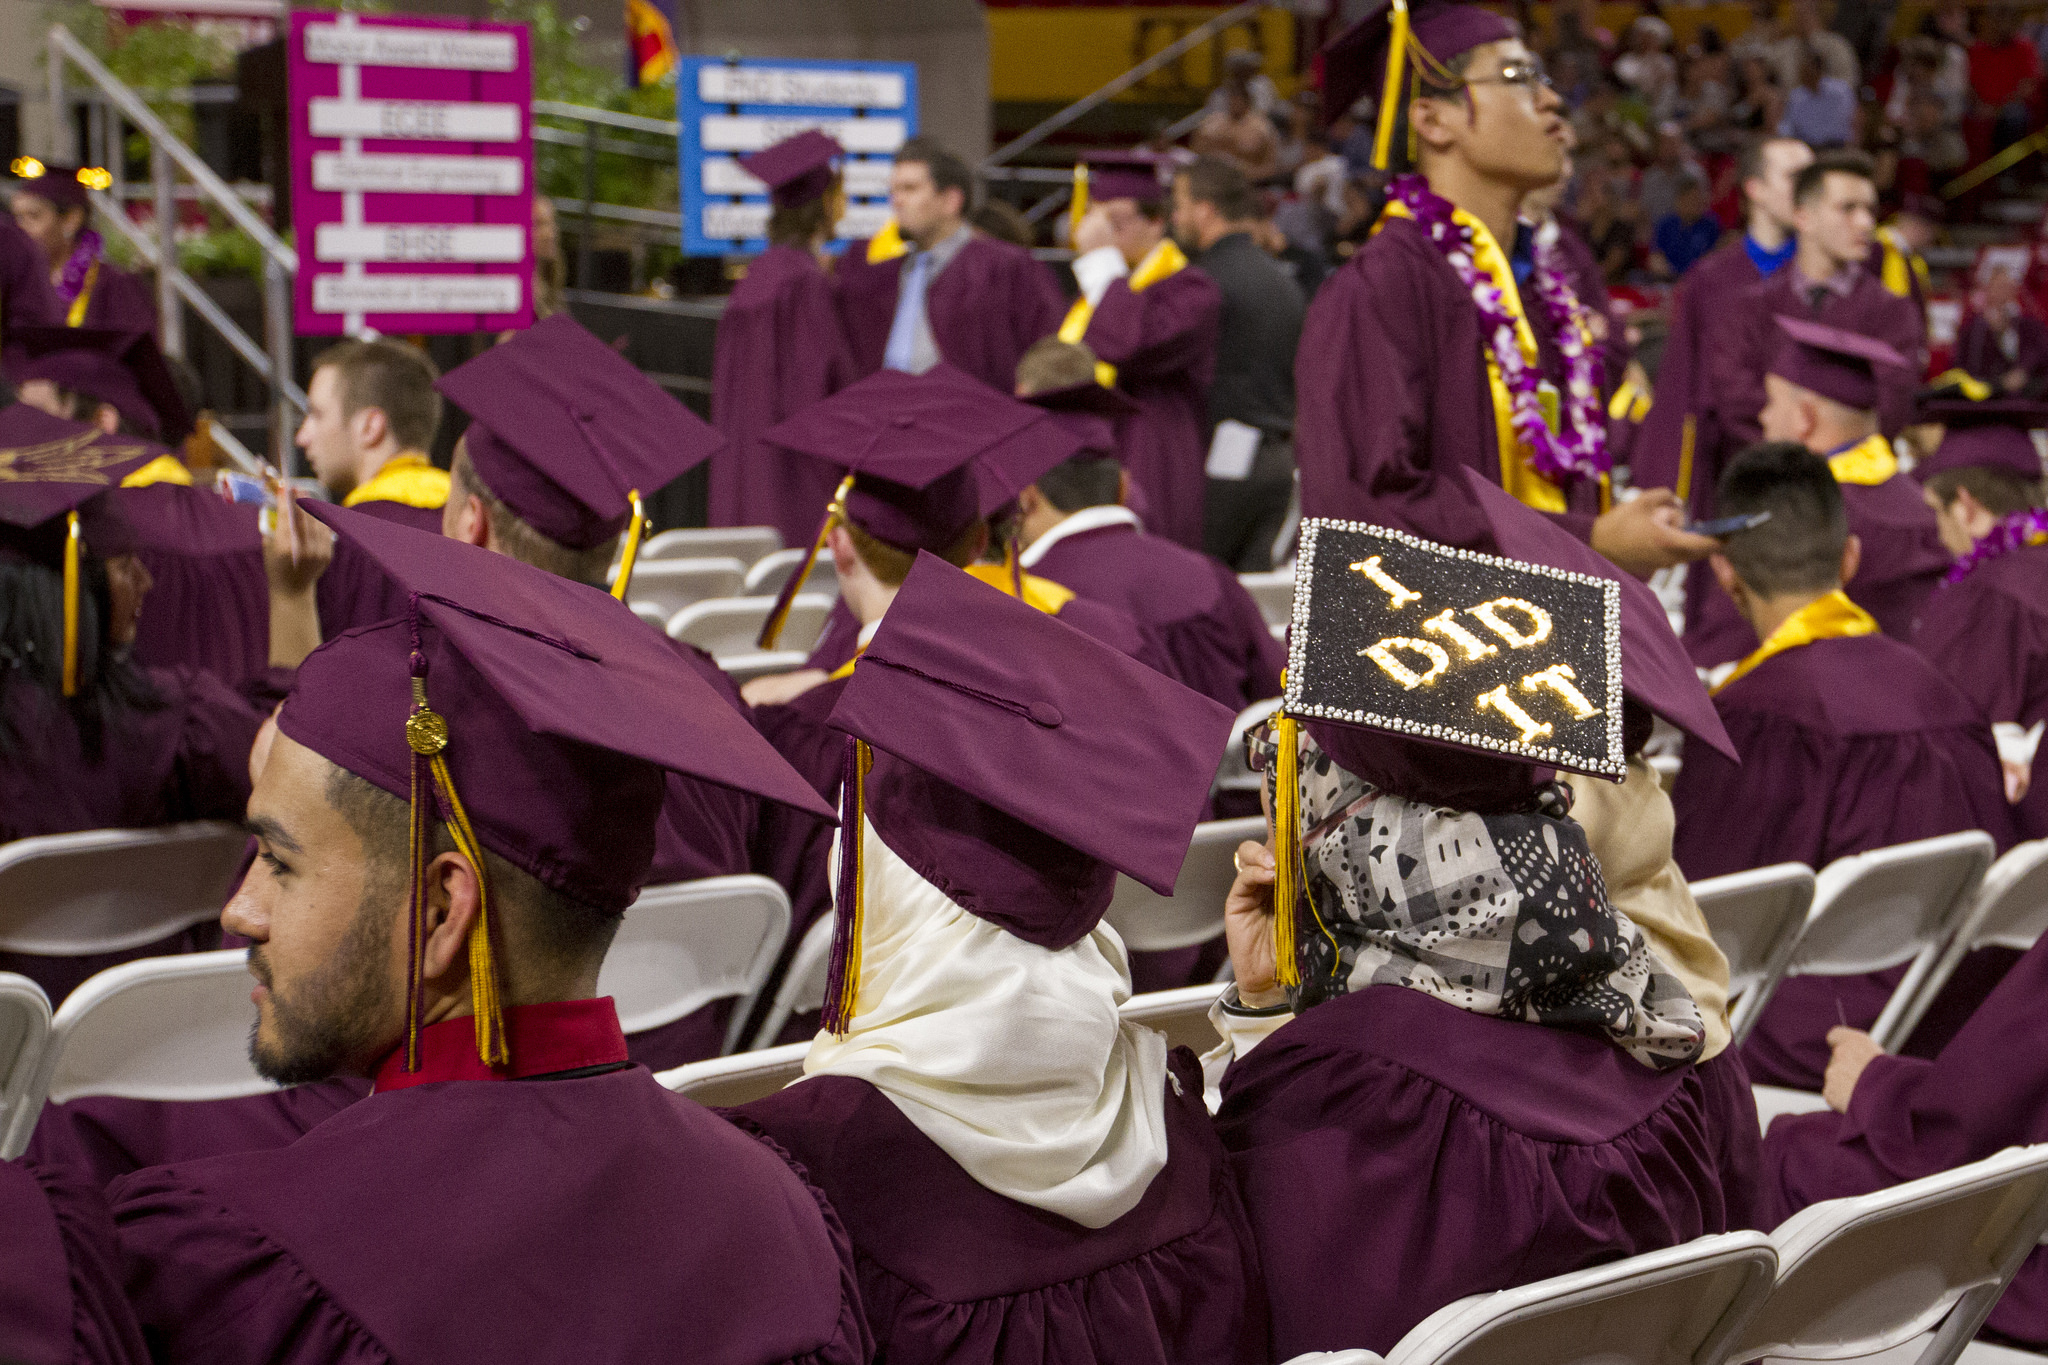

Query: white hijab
left=800, top=817, right=1171, bottom=1229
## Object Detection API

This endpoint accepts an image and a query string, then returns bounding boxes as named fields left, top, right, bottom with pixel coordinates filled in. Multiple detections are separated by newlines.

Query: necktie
left=883, top=251, right=933, bottom=373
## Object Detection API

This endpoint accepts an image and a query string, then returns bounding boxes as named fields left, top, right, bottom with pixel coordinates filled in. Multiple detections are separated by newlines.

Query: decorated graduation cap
left=282, top=502, right=835, bottom=1072
left=1320, top=0, right=1517, bottom=166
left=7, top=157, right=112, bottom=214
left=435, top=312, right=723, bottom=599
left=1767, top=316, right=1912, bottom=413
left=753, top=364, right=1070, bottom=646
left=738, top=129, right=843, bottom=210
left=1912, top=394, right=2048, bottom=484
left=0, top=403, right=156, bottom=696
left=9, top=324, right=191, bottom=442
left=817, top=552, right=1233, bottom=1033
left=1265, top=513, right=1624, bottom=986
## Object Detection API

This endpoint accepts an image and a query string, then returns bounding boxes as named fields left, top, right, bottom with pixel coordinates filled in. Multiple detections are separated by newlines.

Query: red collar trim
left=372, top=998, right=628, bottom=1093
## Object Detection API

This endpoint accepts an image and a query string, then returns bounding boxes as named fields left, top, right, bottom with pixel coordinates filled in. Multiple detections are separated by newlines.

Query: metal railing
left=46, top=24, right=300, bottom=474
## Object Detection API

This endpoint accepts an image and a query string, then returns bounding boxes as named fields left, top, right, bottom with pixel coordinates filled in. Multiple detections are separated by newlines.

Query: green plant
left=42, top=3, right=235, bottom=148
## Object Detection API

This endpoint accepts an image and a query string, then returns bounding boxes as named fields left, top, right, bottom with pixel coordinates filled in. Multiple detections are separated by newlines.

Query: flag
left=625, top=0, right=678, bottom=88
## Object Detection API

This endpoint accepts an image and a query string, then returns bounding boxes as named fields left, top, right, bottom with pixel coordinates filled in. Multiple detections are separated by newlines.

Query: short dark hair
left=1176, top=156, right=1258, bottom=223
left=1924, top=464, right=2045, bottom=518
left=1738, top=135, right=1803, bottom=190
left=1035, top=456, right=1124, bottom=512
left=313, top=337, right=442, bottom=453
left=894, top=136, right=975, bottom=211
left=1793, top=149, right=1875, bottom=206
left=1716, top=441, right=1850, bottom=596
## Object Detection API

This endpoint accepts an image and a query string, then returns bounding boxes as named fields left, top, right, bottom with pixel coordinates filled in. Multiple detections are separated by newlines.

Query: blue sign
left=677, top=55, right=917, bottom=256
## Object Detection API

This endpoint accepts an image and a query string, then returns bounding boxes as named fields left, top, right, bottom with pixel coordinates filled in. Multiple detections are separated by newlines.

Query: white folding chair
left=748, top=914, right=834, bottom=1052
left=619, top=557, right=747, bottom=619
left=1239, top=569, right=1295, bottom=629
left=668, top=593, right=834, bottom=658
left=1105, top=817, right=1263, bottom=955
left=656, top=1041, right=809, bottom=1107
left=1790, top=832, right=1997, bottom=1052
left=599, top=876, right=790, bottom=1058
left=1753, top=1084, right=1833, bottom=1134
left=631, top=602, right=670, bottom=633
left=1888, top=839, right=2048, bottom=1045
left=0, top=974, right=50, bottom=1161
left=1119, top=982, right=1229, bottom=1055
left=1292, top=1230, right=1779, bottom=1365
left=639, top=526, right=781, bottom=567
left=1647, top=752, right=1682, bottom=790
left=0, top=822, right=251, bottom=959
left=716, top=650, right=816, bottom=687
left=1724, top=1144, right=2048, bottom=1365
left=1691, top=864, right=1817, bottom=1046
left=1212, top=698, right=1282, bottom=804
left=6, top=950, right=270, bottom=1159
left=743, top=547, right=839, bottom=599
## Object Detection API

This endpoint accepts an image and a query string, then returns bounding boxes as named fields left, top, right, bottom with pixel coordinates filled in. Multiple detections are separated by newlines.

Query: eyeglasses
left=1466, top=59, right=1556, bottom=93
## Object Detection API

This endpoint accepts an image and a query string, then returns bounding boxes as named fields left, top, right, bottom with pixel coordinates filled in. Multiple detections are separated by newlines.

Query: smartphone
left=1684, top=511, right=1772, bottom=537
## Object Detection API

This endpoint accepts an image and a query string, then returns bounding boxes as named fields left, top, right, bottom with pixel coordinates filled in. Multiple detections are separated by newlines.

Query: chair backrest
left=668, top=593, right=834, bottom=658
left=0, top=822, right=251, bottom=955
left=657, top=1040, right=809, bottom=1107
left=622, top=557, right=747, bottom=619
left=1691, top=864, right=1816, bottom=1046
left=748, top=913, right=835, bottom=1052
left=1887, top=837, right=2048, bottom=1059
left=1213, top=698, right=1282, bottom=798
left=743, top=547, right=839, bottom=599
left=1724, top=1145, right=2048, bottom=1365
left=631, top=602, right=670, bottom=633
left=1239, top=569, right=1295, bottom=628
left=1794, top=831, right=1995, bottom=1050
left=1383, top=1231, right=1780, bottom=1365
left=716, top=650, right=817, bottom=687
left=1105, top=817, right=1263, bottom=953
left=597, top=876, right=790, bottom=1057
left=9, top=950, right=271, bottom=1156
left=1119, top=982, right=1228, bottom=1055
left=640, top=526, right=781, bottom=566
left=0, top=974, right=50, bottom=1160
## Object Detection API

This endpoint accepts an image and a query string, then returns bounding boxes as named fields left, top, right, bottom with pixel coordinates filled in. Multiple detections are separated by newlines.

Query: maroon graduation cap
left=1076, top=151, right=1168, bottom=208
left=1320, top=0, right=1517, bottom=155
left=9, top=324, right=192, bottom=441
left=1021, top=380, right=1139, bottom=461
left=1912, top=394, right=2048, bottom=485
left=1767, top=316, right=1912, bottom=413
left=817, top=552, right=1234, bottom=1032
left=7, top=158, right=108, bottom=214
left=738, top=130, right=843, bottom=209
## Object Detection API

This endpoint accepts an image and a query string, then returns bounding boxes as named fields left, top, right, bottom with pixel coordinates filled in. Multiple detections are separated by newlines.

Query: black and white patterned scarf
left=1255, top=728, right=1705, bottom=1071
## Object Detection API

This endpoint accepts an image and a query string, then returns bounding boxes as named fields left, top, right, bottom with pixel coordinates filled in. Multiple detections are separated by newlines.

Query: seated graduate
left=1687, top=318, right=1950, bottom=667
left=108, top=504, right=869, bottom=1365
left=0, top=404, right=327, bottom=1003
left=1760, top=921, right=2048, bottom=1350
left=1671, top=442, right=2015, bottom=1091
left=1911, top=394, right=2048, bottom=838
left=1210, top=517, right=1753, bottom=1360
left=0, top=1158, right=146, bottom=1365
left=11, top=323, right=276, bottom=693
left=731, top=552, right=1263, bottom=1365
left=1012, top=338, right=1285, bottom=715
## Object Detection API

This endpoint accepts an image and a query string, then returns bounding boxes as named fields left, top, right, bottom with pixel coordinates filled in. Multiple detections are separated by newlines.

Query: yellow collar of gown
left=865, top=219, right=909, bottom=264
left=1377, top=199, right=1538, bottom=364
left=120, top=454, right=194, bottom=488
left=1827, top=434, right=1898, bottom=487
left=1057, top=238, right=1188, bottom=386
left=343, top=454, right=450, bottom=510
left=827, top=566, right=1078, bottom=681
left=1714, top=589, right=1878, bottom=694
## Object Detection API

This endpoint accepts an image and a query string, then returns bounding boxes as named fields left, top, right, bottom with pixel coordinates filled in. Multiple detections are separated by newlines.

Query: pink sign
left=288, top=10, right=532, bottom=336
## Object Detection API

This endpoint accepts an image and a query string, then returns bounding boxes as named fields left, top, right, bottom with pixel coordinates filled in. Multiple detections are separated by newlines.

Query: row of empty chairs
left=618, top=551, right=842, bottom=621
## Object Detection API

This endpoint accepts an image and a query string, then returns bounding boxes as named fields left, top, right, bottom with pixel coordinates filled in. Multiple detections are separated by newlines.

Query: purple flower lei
left=1390, top=174, right=1610, bottom=485
left=55, top=228, right=103, bottom=304
left=1944, top=507, right=2048, bottom=585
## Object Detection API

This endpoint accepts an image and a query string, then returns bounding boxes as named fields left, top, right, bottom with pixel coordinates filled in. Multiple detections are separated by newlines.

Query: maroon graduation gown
left=0, top=1159, right=147, bottom=1365
left=711, top=245, right=857, bottom=546
left=1079, top=268, right=1223, bottom=550
left=68, top=261, right=156, bottom=334
left=749, top=675, right=853, bottom=1044
left=1216, top=984, right=1760, bottom=1359
left=1027, top=520, right=1281, bottom=710
left=1549, top=213, right=1632, bottom=394
left=1760, top=929, right=2048, bottom=1346
left=730, top=1048, right=1265, bottom=1365
left=111, top=1001, right=871, bottom=1365
left=118, top=484, right=271, bottom=692
left=315, top=498, right=447, bottom=642
left=1670, top=632, right=2016, bottom=1089
left=1, top=220, right=61, bottom=334
left=1635, top=241, right=1764, bottom=511
left=835, top=234, right=1064, bottom=391
left=1955, top=312, right=2048, bottom=395
left=1294, top=215, right=1604, bottom=550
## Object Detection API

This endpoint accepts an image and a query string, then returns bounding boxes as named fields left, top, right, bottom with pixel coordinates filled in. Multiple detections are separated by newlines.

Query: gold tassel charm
left=759, top=473, right=853, bottom=649
left=60, top=512, right=80, bottom=697
left=1271, top=710, right=1302, bottom=989
left=610, top=490, right=648, bottom=602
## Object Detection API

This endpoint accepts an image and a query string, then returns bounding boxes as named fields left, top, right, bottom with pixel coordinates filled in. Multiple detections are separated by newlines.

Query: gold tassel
left=1372, top=0, right=1411, bottom=170
left=1675, top=414, right=1697, bottom=503
left=60, top=512, right=79, bottom=697
left=610, top=490, right=647, bottom=602
left=823, top=739, right=872, bottom=1036
left=759, top=473, right=852, bottom=649
left=1271, top=709, right=1302, bottom=988
left=1069, top=163, right=1090, bottom=242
